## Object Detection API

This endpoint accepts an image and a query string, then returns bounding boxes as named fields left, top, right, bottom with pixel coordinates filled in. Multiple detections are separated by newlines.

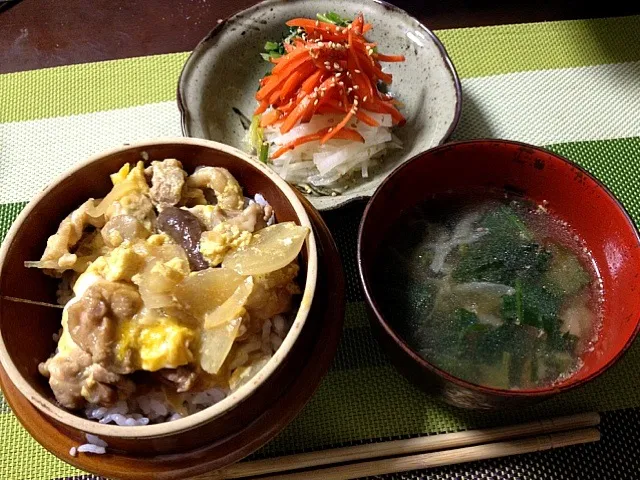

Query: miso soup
left=375, top=193, right=602, bottom=390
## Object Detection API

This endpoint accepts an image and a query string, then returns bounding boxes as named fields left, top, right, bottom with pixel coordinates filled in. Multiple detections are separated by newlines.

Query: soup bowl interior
left=359, top=140, right=640, bottom=402
left=0, top=138, right=317, bottom=447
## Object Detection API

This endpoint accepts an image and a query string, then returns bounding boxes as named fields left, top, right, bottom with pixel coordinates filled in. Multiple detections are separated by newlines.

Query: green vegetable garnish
left=316, top=11, right=351, bottom=27
left=248, top=115, right=269, bottom=163
left=453, top=205, right=550, bottom=284
left=258, top=142, right=269, bottom=164
left=264, top=41, right=280, bottom=51
left=261, top=26, right=302, bottom=62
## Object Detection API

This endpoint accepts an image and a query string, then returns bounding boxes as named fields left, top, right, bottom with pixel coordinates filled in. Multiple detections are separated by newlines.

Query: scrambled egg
left=86, top=244, right=145, bottom=282
left=110, top=161, right=149, bottom=192
left=149, top=257, right=190, bottom=284
left=200, top=222, right=252, bottom=266
left=116, top=313, right=195, bottom=371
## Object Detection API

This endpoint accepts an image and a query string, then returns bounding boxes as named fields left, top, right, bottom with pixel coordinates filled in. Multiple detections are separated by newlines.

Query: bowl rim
left=357, top=138, right=640, bottom=398
left=176, top=0, right=463, bottom=208
left=0, top=137, right=318, bottom=438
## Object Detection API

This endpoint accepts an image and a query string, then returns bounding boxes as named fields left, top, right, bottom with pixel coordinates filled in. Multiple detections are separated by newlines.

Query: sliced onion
left=223, top=222, right=309, bottom=276
left=87, top=181, right=141, bottom=218
left=204, top=277, right=254, bottom=329
left=137, top=244, right=189, bottom=309
left=228, top=356, right=271, bottom=391
left=24, top=260, right=60, bottom=269
left=101, top=215, right=149, bottom=247
left=199, top=317, right=243, bottom=374
left=173, top=267, right=244, bottom=319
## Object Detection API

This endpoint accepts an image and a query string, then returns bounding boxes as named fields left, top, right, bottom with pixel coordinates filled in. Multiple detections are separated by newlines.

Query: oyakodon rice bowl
left=24, top=157, right=309, bottom=428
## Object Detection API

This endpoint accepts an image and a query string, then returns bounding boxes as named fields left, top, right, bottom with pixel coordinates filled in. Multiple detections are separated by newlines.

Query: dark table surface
left=2, top=1, right=640, bottom=479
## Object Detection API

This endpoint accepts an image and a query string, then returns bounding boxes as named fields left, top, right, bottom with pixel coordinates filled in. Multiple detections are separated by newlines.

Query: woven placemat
left=1, top=14, right=640, bottom=480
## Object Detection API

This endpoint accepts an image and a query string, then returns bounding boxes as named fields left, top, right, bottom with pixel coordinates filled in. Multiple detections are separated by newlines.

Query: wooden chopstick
left=1, top=295, right=64, bottom=309
left=256, top=427, right=600, bottom=480
left=204, top=412, right=599, bottom=479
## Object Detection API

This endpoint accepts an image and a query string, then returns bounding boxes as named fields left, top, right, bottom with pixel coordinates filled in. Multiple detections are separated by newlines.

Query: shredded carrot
left=376, top=53, right=406, bottom=62
left=286, top=18, right=340, bottom=34
left=260, top=109, right=281, bottom=128
left=355, top=109, right=379, bottom=127
left=255, top=14, right=405, bottom=158
left=254, top=99, right=269, bottom=115
left=300, top=69, right=324, bottom=94
left=271, top=127, right=364, bottom=159
left=321, top=107, right=355, bottom=144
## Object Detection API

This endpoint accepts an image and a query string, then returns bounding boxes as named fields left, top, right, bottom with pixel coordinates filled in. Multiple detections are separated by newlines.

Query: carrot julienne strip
left=271, top=127, right=364, bottom=159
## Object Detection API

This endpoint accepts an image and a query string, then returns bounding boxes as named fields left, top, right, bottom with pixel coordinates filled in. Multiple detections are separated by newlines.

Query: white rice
left=77, top=444, right=106, bottom=455
left=85, top=433, right=108, bottom=447
left=70, top=433, right=109, bottom=456
left=263, top=112, right=402, bottom=188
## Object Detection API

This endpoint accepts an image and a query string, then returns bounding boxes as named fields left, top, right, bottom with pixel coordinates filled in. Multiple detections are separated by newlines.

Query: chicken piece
left=38, top=199, right=106, bottom=275
left=179, top=184, right=208, bottom=207
left=39, top=342, right=134, bottom=410
left=245, top=262, right=301, bottom=323
left=146, top=159, right=187, bottom=209
left=66, top=281, right=143, bottom=373
left=155, top=366, right=199, bottom=393
left=227, top=202, right=269, bottom=232
left=186, top=202, right=270, bottom=233
left=186, top=167, right=245, bottom=211
left=184, top=205, right=227, bottom=231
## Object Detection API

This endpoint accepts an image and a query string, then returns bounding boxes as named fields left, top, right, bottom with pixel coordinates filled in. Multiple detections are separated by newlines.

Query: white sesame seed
left=335, top=72, right=342, bottom=78
left=313, top=99, right=319, bottom=105
left=328, top=127, right=334, bottom=132
left=347, top=87, right=353, bottom=93
left=363, top=96, right=368, bottom=102
left=338, top=81, right=344, bottom=86
left=333, top=62, right=340, bottom=69
left=315, top=20, right=319, bottom=26
left=354, top=69, right=361, bottom=74
left=317, top=42, right=324, bottom=47
left=325, top=65, right=331, bottom=70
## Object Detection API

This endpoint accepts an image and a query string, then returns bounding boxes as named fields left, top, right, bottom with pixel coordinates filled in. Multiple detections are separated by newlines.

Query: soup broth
left=375, top=192, right=602, bottom=390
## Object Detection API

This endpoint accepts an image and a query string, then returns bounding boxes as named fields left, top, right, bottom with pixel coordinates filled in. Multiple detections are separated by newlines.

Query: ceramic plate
left=178, top=0, right=461, bottom=210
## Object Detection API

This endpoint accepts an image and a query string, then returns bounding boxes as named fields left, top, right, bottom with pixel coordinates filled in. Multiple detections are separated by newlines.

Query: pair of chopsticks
left=202, top=412, right=600, bottom=480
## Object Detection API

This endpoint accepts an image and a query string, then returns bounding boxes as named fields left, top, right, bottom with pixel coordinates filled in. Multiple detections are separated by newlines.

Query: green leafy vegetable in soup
left=375, top=194, right=602, bottom=390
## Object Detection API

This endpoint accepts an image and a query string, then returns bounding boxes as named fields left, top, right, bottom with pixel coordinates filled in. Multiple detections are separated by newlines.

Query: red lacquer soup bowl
left=358, top=140, right=640, bottom=409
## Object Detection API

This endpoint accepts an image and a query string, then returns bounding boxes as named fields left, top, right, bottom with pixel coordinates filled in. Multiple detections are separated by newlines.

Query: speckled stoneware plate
left=178, top=0, right=461, bottom=210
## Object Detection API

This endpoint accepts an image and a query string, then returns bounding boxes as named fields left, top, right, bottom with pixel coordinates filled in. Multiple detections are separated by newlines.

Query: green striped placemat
left=1, top=14, right=640, bottom=480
